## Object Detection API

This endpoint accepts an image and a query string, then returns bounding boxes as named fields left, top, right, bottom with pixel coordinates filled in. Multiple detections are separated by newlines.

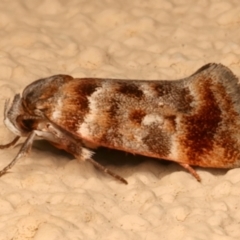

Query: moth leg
left=46, top=124, right=128, bottom=184
left=0, top=132, right=35, bottom=176
left=86, top=158, right=128, bottom=185
left=0, top=136, right=20, bottom=149
left=64, top=143, right=128, bottom=184
left=179, top=163, right=201, bottom=181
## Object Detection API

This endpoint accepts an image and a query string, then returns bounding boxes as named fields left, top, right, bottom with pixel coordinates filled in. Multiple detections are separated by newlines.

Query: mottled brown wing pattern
left=1, top=63, right=240, bottom=183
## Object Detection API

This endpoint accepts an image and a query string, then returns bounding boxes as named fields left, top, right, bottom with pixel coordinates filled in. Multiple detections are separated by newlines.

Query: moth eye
left=19, top=118, right=35, bottom=131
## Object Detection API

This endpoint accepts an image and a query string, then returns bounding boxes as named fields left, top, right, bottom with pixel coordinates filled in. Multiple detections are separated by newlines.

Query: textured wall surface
left=0, top=1, right=240, bottom=239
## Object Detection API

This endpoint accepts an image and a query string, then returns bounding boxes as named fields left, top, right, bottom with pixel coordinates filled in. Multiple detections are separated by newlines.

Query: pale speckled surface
left=0, top=1, right=240, bottom=239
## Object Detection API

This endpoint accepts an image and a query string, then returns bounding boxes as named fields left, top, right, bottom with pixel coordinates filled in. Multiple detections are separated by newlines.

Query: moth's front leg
left=46, top=124, right=128, bottom=184
left=0, top=136, right=20, bottom=149
left=0, top=132, right=35, bottom=176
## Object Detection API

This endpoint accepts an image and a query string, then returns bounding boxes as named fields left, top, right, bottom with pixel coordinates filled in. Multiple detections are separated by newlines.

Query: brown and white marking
left=1, top=63, right=240, bottom=184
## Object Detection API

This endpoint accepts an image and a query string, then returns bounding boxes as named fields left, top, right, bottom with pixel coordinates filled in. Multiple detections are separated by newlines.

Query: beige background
left=0, top=0, right=240, bottom=239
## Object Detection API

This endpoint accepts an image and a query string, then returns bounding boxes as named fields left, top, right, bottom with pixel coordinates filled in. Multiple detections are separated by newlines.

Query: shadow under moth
left=1, top=63, right=240, bottom=184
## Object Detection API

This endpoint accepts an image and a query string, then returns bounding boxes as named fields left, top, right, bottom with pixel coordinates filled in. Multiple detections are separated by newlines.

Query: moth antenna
left=22, top=115, right=42, bottom=120
left=0, top=136, right=20, bottom=149
left=0, top=132, right=35, bottom=176
left=7, top=94, right=22, bottom=118
left=86, top=158, right=128, bottom=185
left=4, top=99, right=10, bottom=119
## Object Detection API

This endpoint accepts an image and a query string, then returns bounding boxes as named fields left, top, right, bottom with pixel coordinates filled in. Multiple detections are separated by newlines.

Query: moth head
left=3, top=75, right=73, bottom=137
left=3, top=94, right=39, bottom=136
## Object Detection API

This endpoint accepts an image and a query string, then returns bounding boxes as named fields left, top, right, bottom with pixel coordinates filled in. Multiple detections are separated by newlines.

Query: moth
left=1, top=63, right=240, bottom=184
